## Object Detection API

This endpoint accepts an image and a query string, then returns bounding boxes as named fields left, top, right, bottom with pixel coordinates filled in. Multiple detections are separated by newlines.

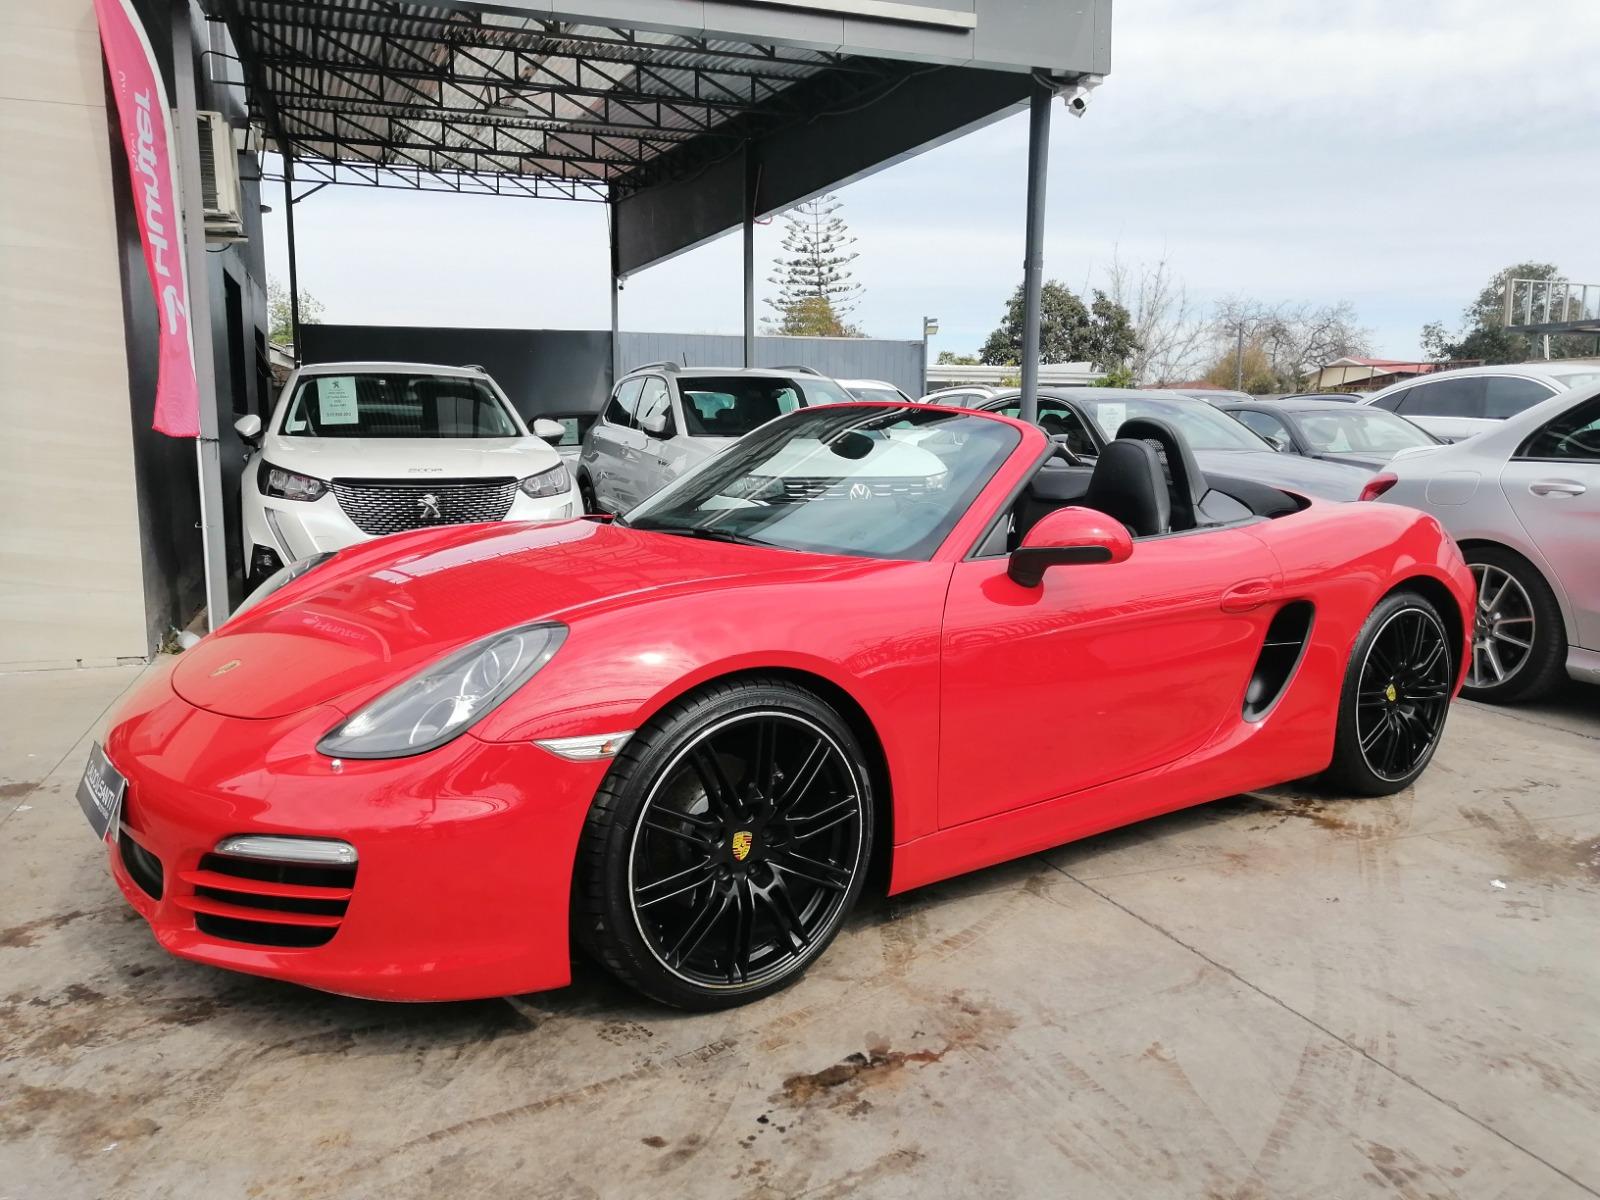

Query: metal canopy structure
left=209, top=0, right=1109, bottom=397
left=225, top=1, right=941, bottom=203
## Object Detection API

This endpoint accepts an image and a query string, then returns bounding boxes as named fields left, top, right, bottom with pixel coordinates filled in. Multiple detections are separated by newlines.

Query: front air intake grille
left=178, top=852, right=356, bottom=949
left=118, top=825, right=164, bottom=901
left=331, top=477, right=518, bottom=536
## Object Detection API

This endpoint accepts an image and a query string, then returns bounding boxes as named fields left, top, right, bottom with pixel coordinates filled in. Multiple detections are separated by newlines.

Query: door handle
left=1529, top=479, right=1586, bottom=498
left=1221, top=579, right=1275, bottom=613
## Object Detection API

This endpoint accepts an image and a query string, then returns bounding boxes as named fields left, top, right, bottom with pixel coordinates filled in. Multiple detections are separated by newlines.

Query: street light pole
left=921, top=315, right=939, bottom=397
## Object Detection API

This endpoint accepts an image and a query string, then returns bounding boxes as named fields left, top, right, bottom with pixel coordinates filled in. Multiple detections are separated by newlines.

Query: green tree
left=1421, top=262, right=1593, bottom=363
left=1201, top=340, right=1278, bottom=394
left=936, top=351, right=979, bottom=366
left=1091, top=365, right=1137, bottom=388
left=766, top=194, right=864, bottom=336
left=268, top=279, right=324, bottom=345
left=979, top=280, right=1139, bottom=369
left=770, top=294, right=858, bottom=338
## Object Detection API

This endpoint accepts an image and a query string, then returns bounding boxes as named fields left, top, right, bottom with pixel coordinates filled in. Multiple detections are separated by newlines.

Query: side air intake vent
left=1244, top=601, right=1315, bottom=722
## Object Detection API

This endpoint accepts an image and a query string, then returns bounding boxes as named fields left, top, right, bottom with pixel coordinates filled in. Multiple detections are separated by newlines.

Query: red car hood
left=173, top=519, right=860, bottom=720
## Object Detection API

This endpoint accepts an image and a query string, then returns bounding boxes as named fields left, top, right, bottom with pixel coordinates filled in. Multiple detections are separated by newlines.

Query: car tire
left=577, top=473, right=601, bottom=516
left=1460, top=546, right=1567, bottom=704
left=573, top=677, right=874, bottom=1010
left=1323, top=590, right=1455, bottom=797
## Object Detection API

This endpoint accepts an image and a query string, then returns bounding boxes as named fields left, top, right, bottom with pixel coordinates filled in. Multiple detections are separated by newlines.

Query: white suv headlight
left=519, top=463, right=570, bottom=499
left=318, top=623, right=566, bottom=759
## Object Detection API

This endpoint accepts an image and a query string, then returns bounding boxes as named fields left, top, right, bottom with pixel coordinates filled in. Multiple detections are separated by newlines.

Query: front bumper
left=243, top=483, right=582, bottom=562
left=101, top=667, right=607, bottom=1001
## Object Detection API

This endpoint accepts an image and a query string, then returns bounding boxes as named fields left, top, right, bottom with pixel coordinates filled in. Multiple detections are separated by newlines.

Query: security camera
left=1060, top=75, right=1103, bottom=119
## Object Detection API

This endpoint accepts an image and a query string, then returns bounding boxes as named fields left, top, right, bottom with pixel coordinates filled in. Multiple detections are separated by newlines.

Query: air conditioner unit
left=195, top=110, right=244, bottom=241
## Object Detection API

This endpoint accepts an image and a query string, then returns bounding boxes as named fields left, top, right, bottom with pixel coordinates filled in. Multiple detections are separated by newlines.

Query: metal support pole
left=1018, top=77, right=1052, bottom=426
left=170, top=0, right=231, bottom=628
left=743, top=147, right=757, bottom=368
left=607, top=199, right=621, bottom=387
left=1234, top=322, right=1246, bottom=391
left=280, top=142, right=301, bottom=365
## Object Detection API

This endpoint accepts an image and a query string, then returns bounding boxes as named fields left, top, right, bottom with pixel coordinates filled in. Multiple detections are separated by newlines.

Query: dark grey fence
left=299, top=324, right=924, bottom=422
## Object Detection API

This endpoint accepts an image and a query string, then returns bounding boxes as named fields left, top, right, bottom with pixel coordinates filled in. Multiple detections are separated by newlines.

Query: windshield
left=280, top=373, right=519, bottom=439
left=626, top=405, right=1020, bottom=560
left=847, top=386, right=908, bottom=403
left=1545, top=365, right=1600, bottom=390
left=1290, top=408, right=1436, bottom=453
left=1073, top=395, right=1269, bottom=451
left=676, top=376, right=827, bottom=437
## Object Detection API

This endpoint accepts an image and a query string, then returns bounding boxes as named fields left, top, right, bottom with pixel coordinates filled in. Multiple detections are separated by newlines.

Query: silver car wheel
left=1468, top=563, right=1535, bottom=689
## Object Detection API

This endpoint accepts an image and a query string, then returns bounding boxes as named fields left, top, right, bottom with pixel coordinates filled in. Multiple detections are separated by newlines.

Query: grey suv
left=577, top=365, right=852, bottom=513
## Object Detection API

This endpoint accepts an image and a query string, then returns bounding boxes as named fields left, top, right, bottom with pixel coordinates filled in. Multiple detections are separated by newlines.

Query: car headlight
left=317, top=622, right=567, bottom=759
left=228, top=552, right=336, bottom=622
left=519, top=463, right=570, bottom=499
left=260, top=460, right=329, bottom=502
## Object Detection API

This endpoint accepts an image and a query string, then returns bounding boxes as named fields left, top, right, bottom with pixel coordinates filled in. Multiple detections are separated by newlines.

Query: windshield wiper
left=644, top=524, right=773, bottom=548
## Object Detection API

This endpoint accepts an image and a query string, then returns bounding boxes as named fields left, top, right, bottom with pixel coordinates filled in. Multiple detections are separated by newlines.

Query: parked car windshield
left=847, top=385, right=909, bottom=403
left=1544, top=364, right=1600, bottom=390
left=626, top=405, right=1020, bottom=560
left=1289, top=407, right=1437, bottom=453
left=676, top=376, right=825, bottom=437
left=1072, top=395, right=1269, bottom=451
left=280, top=373, right=520, bottom=438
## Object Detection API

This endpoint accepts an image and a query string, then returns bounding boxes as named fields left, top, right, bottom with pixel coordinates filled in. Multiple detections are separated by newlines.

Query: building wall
left=0, top=0, right=147, bottom=668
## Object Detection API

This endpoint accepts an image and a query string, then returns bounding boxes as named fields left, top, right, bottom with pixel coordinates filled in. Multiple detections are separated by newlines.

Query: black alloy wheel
left=1325, top=591, right=1454, bottom=796
left=577, top=474, right=601, bottom=516
left=575, top=679, right=872, bottom=1009
left=1354, top=606, right=1453, bottom=781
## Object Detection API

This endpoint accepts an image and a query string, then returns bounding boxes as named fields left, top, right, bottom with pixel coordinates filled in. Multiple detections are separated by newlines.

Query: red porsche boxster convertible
left=82, top=403, right=1474, bottom=1008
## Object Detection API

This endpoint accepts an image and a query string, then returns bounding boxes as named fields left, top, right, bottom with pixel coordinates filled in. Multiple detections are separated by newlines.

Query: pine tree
left=765, top=194, right=864, bottom=336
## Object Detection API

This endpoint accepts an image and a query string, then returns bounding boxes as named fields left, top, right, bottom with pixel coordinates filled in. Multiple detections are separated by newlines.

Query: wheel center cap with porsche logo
left=731, top=830, right=754, bottom=862
left=1384, top=683, right=1398, bottom=703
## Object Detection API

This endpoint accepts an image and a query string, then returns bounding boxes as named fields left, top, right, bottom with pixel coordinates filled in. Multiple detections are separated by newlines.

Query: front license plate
left=75, top=743, right=126, bottom=843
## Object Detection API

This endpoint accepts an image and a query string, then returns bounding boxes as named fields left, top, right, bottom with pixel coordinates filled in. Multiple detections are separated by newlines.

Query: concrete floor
left=2, top=664, right=1597, bottom=1200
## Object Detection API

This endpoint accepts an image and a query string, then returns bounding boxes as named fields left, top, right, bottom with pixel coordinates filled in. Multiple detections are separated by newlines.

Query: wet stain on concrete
left=595, top=1019, right=654, bottom=1046
left=0, top=780, right=40, bottom=799
left=0, top=1083, right=161, bottom=1155
left=780, top=1045, right=944, bottom=1105
left=640, top=1135, right=667, bottom=1149
left=0, top=909, right=89, bottom=949
left=1460, top=807, right=1600, bottom=887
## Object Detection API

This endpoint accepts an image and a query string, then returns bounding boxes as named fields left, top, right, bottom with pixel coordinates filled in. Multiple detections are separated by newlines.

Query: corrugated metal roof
left=222, top=0, right=898, bottom=199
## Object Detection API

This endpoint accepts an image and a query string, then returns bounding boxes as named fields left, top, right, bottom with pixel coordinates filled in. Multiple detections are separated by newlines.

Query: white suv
left=1360, top=360, right=1600, bottom=443
left=578, top=365, right=851, bottom=513
left=236, top=361, right=580, bottom=580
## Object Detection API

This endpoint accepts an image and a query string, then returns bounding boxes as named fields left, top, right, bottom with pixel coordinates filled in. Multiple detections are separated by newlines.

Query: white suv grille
left=331, top=478, right=518, bottom=536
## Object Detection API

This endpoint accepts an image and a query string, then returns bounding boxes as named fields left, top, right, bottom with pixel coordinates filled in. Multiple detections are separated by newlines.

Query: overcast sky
left=262, top=0, right=1600, bottom=366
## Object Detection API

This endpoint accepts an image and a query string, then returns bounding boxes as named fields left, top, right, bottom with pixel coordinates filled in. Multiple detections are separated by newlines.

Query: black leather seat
left=1080, top=438, right=1171, bottom=537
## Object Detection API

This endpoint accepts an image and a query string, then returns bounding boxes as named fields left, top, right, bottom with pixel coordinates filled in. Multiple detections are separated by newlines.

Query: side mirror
left=531, top=417, right=565, bottom=446
left=1265, top=433, right=1291, bottom=453
left=1008, top=506, right=1133, bottom=587
left=639, top=410, right=671, bottom=438
left=234, top=414, right=263, bottom=443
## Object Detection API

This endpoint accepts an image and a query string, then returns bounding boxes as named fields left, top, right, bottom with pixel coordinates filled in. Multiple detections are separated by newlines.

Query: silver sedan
left=1373, top=383, right=1600, bottom=702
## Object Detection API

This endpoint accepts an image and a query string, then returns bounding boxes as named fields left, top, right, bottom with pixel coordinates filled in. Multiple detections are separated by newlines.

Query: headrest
left=1114, top=416, right=1208, bottom=530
